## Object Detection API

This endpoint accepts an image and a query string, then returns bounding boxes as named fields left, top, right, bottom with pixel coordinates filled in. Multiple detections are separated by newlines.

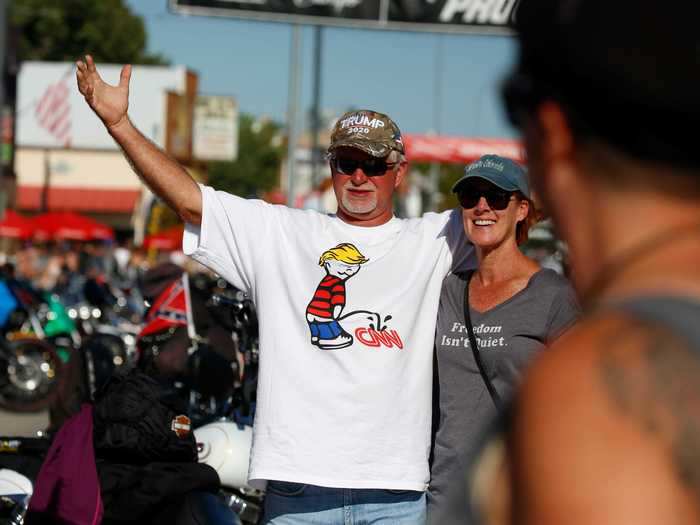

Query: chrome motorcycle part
left=0, top=338, right=63, bottom=412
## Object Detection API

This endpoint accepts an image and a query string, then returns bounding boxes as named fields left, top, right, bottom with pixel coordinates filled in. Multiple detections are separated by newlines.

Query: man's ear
left=537, top=101, right=575, bottom=165
left=394, top=161, right=408, bottom=188
left=524, top=101, right=579, bottom=215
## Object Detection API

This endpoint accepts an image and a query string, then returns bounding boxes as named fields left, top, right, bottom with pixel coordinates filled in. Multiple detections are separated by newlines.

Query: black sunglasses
left=331, top=156, right=397, bottom=177
left=458, top=187, right=514, bottom=210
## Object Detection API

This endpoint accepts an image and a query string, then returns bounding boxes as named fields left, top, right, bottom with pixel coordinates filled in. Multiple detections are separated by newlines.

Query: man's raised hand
left=76, top=55, right=131, bottom=131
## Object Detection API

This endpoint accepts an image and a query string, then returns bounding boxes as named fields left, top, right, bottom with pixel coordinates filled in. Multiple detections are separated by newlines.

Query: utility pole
left=310, top=26, right=324, bottom=188
left=0, top=0, right=5, bottom=143
left=0, top=0, right=7, bottom=218
left=286, top=25, right=302, bottom=208
left=429, top=34, right=444, bottom=212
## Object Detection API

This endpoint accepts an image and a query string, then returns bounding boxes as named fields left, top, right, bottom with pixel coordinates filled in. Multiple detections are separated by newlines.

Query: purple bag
left=27, top=403, right=103, bottom=524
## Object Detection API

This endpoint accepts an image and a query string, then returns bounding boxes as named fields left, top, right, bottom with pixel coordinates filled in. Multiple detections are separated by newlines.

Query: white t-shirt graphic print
left=183, top=185, right=472, bottom=490
left=305, top=245, right=367, bottom=351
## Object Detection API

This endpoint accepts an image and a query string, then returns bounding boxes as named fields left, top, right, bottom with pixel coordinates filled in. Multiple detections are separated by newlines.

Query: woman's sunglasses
left=458, top=187, right=515, bottom=210
left=331, top=156, right=397, bottom=177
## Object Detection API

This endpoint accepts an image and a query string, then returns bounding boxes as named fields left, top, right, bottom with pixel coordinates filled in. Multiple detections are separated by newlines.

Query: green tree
left=410, top=162, right=464, bottom=212
left=435, top=163, right=466, bottom=211
left=207, top=114, right=284, bottom=198
left=10, top=0, right=169, bottom=64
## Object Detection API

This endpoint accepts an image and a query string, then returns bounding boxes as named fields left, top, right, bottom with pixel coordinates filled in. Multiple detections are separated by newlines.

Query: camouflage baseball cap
left=328, top=110, right=405, bottom=158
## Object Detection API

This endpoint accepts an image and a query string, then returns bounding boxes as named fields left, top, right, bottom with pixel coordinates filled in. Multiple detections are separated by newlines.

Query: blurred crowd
left=0, top=239, right=204, bottom=299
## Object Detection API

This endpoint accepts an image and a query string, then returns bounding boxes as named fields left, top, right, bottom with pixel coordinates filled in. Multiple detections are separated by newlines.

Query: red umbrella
left=0, top=210, right=35, bottom=240
left=142, top=225, right=184, bottom=251
left=32, top=211, right=114, bottom=241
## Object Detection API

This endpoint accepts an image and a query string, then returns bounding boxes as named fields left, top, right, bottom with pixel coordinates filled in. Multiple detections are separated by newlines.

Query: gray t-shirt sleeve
left=444, top=207, right=476, bottom=273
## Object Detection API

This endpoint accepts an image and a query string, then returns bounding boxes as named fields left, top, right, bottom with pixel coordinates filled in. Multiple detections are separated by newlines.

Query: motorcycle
left=65, top=298, right=139, bottom=402
left=0, top=264, right=262, bottom=524
left=135, top=265, right=263, bottom=523
left=194, top=420, right=262, bottom=525
left=192, top=286, right=263, bottom=524
left=0, top=280, right=66, bottom=413
left=0, top=337, right=63, bottom=413
left=136, top=268, right=247, bottom=425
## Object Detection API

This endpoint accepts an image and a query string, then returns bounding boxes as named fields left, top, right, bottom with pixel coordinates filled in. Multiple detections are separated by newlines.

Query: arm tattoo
left=600, top=320, right=700, bottom=495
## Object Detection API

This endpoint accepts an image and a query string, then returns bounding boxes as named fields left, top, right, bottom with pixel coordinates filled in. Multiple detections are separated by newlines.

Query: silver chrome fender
left=0, top=468, right=32, bottom=497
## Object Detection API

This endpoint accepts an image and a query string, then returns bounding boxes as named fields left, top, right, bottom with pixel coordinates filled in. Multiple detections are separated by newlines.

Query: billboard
left=17, top=62, right=191, bottom=150
left=169, top=0, right=519, bottom=34
left=193, top=95, right=239, bottom=161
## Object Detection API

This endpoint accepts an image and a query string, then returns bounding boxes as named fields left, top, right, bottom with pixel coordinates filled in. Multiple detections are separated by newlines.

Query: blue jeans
left=263, top=481, right=426, bottom=525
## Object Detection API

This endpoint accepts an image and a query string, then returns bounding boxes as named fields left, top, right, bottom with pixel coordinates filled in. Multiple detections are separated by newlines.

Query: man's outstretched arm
left=76, top=55, right=202, bottom=225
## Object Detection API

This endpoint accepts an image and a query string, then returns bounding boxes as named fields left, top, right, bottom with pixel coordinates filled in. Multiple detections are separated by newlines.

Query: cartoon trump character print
left=305, top=243, right=368, bottom=350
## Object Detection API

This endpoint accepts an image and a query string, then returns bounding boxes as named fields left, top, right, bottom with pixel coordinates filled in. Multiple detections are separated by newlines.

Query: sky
left=125, top=1, right=518, bottom=139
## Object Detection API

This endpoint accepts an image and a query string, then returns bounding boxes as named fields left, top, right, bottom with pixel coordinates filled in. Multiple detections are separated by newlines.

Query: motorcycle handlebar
left=211, top=294, right=247, bottom=309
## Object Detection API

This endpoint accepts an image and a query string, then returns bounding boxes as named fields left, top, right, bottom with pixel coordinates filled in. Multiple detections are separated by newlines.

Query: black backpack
left=92, top=367, right=197, bottom=464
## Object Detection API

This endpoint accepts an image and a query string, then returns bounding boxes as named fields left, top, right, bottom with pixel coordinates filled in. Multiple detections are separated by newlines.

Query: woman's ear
left=516, top=198, right=530, bottom=223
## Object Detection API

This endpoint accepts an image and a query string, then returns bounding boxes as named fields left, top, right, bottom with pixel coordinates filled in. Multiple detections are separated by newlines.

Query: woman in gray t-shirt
left=428, top=155, right=579, bottom=524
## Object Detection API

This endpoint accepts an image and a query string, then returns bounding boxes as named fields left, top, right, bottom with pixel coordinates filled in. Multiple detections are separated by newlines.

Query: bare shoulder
left=508, top=312, right=700, bottom=524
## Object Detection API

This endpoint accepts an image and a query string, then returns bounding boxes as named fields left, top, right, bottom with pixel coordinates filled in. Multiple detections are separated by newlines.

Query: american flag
left=35, top=76, right=71, bottom=147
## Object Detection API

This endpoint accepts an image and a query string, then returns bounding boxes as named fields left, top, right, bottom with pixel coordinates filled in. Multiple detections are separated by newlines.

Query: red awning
left=32, top=211, right=115, bottom=241
left=142, top=225, right=184, bottom=251
left=403, top=135, right=524, bottom=164
left=17, top=186, right=141, bottom=213
left=0, top=210, right=35, bottom=240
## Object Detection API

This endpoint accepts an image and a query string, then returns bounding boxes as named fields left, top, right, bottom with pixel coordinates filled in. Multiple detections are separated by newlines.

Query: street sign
left=169, top=0, right=518, bottom=35
left=193, top=95, right=239, bottom=161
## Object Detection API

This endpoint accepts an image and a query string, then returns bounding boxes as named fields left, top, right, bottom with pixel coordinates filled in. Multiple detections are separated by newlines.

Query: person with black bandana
left=463, top=1, right=700, bottom=524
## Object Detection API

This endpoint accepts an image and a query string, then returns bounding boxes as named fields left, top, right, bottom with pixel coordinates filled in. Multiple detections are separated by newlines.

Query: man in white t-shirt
left=76, top=55, right=473, bottom=524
